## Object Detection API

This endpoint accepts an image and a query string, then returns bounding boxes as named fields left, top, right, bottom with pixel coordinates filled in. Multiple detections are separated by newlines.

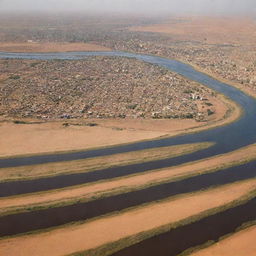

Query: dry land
left=190, top=225, right=256, bottom=256
left=131, top=17, right=256, bottom=45
left=0, top=120, right=164, bottom=158
left=0, top=42, right=111, bottom=52
left=0, top=180, right=255, bottom=256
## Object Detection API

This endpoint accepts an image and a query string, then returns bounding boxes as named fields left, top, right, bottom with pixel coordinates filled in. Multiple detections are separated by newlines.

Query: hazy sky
left=0, top=0, right=255, bottom=15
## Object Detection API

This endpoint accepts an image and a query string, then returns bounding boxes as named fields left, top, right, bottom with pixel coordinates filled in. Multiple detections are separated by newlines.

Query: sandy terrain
left=0, top=120, right=165, bottom=158
left=0, top=179, right=255, bottom=256
left=1, top=143, right=255, bottom=215
left=0, top=42, right=111, bottom=52
left=0, top=93, right=238, bottom=158
left=131, top=16, right=256, bottom=45
left=0, top=143, right=210, bottom=181
left=190, top=225, right=256, bottom=256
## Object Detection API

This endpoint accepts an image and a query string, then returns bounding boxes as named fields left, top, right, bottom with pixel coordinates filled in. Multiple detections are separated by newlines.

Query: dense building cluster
left=0, top=57, right=215, bottom=120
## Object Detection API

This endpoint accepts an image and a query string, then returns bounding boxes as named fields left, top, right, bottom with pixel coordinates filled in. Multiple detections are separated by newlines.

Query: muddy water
left=0, top=161, right=255, bottom=237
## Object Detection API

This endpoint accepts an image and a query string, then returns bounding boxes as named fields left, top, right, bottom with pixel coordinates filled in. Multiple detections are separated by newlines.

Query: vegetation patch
left=0, top=142, right=213, bottom=182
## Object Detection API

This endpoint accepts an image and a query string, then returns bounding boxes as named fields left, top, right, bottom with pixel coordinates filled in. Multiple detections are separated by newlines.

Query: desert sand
left=0, top=120, right=165, bottom=158
left=190, top=225, right=256, bottom=256
left=0, top=42, right=111, bottom=52
left=131, top=16, right=256, bottom=45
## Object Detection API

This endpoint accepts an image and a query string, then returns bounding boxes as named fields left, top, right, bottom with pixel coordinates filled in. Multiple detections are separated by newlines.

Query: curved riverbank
left=0, top=52, right=244, bottom=167
left=0, top=51, right=256, bottom=195
left=0, top=51, right=255, bottom=256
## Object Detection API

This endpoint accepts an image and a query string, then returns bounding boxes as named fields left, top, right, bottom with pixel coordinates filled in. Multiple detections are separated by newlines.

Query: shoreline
left=0, top=51, right=241, bottom=159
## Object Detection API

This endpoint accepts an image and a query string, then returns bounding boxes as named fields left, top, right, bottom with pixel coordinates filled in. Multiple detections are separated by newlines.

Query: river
left=0, top=51, right=255, bottom=255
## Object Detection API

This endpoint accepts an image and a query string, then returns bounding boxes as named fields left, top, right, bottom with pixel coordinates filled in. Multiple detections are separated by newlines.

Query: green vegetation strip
left=1, top=151, right=255, bottom=217
left=69, top=188, right=256, bottom=256
left=0, top=142, right=213, bottom=182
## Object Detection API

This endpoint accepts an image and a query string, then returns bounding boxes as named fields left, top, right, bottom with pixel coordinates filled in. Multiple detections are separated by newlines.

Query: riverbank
left=1, top=143, right=255, bottom=216
left=0, top=142, right=211, bottom=182
left=190, top=224, right=256, bottom=256
left=0, top=90, right=238, bottom=159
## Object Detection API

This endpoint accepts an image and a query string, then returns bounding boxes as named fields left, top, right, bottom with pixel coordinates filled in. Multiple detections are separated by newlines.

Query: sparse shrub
left=207, top=109, right=214, bottom=116
left=185, top=113, right=194, bottom=119
left=85, top=122, right=98, bottom=127
left=9, top=75, right=20, bottom=80
left=127, top=104, right=138, bottom=110
left=183, top=89, right=193, bottom=94
left=30, top=62, right=40, bottom=67
left=13, top=120, right=27, bottom=124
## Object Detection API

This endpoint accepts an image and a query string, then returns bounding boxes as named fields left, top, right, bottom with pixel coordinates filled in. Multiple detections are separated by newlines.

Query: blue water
left=0, top=51, right=255, bottom=196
